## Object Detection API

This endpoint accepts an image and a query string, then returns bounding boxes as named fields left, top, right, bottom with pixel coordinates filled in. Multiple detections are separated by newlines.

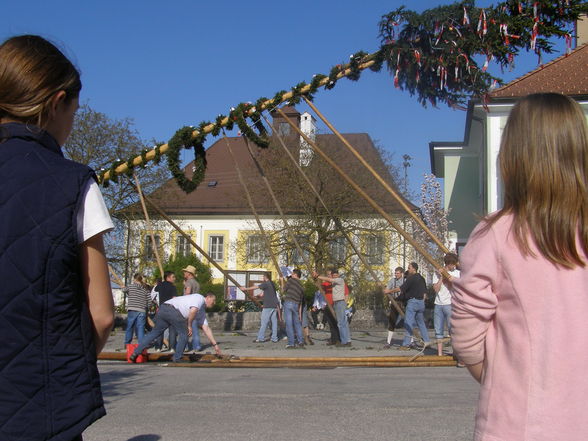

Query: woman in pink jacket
left=451, top=93, right=588, bottom=441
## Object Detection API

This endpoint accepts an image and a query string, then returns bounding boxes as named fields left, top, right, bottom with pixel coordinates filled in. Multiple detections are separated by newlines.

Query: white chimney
left=299, top=112, right=316, bottom=167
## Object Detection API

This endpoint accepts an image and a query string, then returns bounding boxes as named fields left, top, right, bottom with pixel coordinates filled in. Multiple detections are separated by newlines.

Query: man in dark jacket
left=282, top=269, right=305, bottom=348
left=152, top=271, right=178, bottom=351
left=396, top=262, right=431, bottom=350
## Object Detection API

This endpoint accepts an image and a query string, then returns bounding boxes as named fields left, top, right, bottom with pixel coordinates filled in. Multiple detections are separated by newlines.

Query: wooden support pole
left=221, top=132, right=283, bottom=290
left=133, top=173, right=165, bottom=278
left=303, top=96, right=450, bottom=256
left=135, top=191, right=262, bottom=308
left=99, top=54, right=379, bottom=184
left=240, top=137, right=310, bottom=273
left=275, top=107, right=448, bottom=277
left=261, top=113, right=404, bottom=317
left=240, top=136, right=339, bottom=320
left=108, top=264, right=125, bottom=287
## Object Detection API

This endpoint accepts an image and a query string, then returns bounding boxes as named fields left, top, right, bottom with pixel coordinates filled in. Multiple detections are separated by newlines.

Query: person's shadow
left=223, top=311, right=244, bottom=331
left=126, top=435, right=161, bottom=441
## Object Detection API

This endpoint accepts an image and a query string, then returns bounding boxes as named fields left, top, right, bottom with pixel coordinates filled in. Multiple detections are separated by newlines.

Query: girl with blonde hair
left=451, top=93, right=588, bottom=441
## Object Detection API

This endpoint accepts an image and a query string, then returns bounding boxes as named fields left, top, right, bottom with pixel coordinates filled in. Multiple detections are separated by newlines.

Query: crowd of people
left=122, top=259, right=463, bottom=360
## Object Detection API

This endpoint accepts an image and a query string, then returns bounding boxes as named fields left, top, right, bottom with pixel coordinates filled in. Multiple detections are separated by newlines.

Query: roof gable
left=491, top=43, right=588, bottom=98
left=145, top=132, right=413, bottom=216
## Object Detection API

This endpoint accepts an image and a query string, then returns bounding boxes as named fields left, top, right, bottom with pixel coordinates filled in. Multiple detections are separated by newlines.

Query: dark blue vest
left=0, top=123, right=105, bottom=440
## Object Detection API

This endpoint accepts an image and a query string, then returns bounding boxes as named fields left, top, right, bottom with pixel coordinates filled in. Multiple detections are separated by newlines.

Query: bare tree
left=63, top=103, right=170, bottom=281
left=236, top=131, right=408, bottom=307
left=413, top=173, right=450, bottom=276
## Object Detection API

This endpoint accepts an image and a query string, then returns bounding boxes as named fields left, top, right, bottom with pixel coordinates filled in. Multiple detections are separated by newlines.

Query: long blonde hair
left=487, top=93, right=588, bottom=268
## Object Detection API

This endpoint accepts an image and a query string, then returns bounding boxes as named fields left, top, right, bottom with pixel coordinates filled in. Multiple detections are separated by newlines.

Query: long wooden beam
left=261, top=113, right=404, bottom=317
left=99, top=55, right=379, bottom=184
left=133, top=172, right=165, bottom=278
left=240, top=135, right=339, bottom=320
left=276, top=107, right=448, bottom=277
left=304, top=97, right=450, bottom=255
left=221, top=132, right=283, bottom=288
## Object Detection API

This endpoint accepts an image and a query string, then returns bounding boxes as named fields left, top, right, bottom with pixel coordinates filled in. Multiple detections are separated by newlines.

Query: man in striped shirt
left=123, top=273, right=151, bottom=346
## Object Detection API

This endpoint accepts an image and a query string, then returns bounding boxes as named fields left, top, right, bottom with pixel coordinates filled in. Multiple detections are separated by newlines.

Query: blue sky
left=2, top=1, right=570, bottom=200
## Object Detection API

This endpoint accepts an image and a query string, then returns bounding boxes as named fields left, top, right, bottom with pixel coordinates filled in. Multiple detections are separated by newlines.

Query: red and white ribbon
left=394, top=52, right=400, bottom=88
left=565, top=33, right=572, bottom=54
left=414, top=49, right=422, bottom=67
left=477, top=9, right=487, bottom=37
left=463, top=7, right=470, bottom=26
left=482, top=54, right=493, bottom=72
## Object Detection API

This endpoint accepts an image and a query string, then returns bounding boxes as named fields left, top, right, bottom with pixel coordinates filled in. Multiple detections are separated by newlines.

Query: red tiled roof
left=144, top=133, right=413, bottom=216
left=491, top=43, right=588, bottom=98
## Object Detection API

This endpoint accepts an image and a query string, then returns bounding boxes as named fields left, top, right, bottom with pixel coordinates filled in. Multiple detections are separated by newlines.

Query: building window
left=291, top=235, right=310, bottom=265
left=329, top=237, right=347, bottom=264
left=144, top=234, right=161, bottom=260
left=365, top=234, right=384, bottom=265
left=176, top=235, right=192, bottom=257
left=209, top=235, right=224, bottom=262
left=246, top=235, right=268, bottom=264
left=278, top=122, right=291, bottom=136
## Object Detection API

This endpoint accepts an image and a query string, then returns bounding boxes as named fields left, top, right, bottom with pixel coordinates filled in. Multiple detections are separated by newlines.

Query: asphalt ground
left=82, top=329, right=479, bottom=441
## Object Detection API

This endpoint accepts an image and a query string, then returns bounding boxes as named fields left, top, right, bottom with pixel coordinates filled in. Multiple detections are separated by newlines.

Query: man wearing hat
left=182, top=265, right=202, bottom=352
left=182, top=265, right=200, bottom=295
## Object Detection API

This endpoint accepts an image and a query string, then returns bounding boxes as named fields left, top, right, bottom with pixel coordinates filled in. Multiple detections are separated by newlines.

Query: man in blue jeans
left=432, top=253, right=460, bottom=356
left=392, top=262, right=430, bottom=350
left=240, top=272, right=281, bottom=343
left=312, top=269, right=351, bottom=347
left=130, top=293, right=221, bottom=362
left=282, top=269, right=305, bottom=348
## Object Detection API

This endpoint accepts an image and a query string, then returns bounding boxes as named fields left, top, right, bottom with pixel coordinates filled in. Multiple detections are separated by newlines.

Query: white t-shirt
left=166, top=293, right=208, bottom=326
left=433, top=269, right=461, bottom=305
left=76, top=180, right=114, bottom=244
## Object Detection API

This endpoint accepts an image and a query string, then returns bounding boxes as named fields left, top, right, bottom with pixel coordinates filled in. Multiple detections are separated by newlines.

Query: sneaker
left=285, top=345, right=297, bottom=349
left=271, top=339, right=279, bottom=343
left=383, top=343, right=391, bottom=349
left=253, top=339, right=266, bottom=343
left=129, top=353, right=138, bottom=363
left=398, top=345, right=412, bottom=351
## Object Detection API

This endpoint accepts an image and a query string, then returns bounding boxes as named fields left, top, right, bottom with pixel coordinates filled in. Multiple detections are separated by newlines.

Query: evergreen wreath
left=230, top=103, right=270, bottom=148
left=166, top=126, right=207, bottom=193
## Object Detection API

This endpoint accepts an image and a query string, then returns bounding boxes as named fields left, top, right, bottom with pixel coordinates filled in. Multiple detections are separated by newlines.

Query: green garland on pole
left=166, top=126, right=207, bottom=193
left=98, top=0, right=587, bottom=189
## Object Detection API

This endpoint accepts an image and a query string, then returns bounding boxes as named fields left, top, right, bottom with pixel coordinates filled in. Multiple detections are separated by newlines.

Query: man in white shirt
left=432, top=253, right=460, bottom=356
left=130, top=293, right=221, bottom=363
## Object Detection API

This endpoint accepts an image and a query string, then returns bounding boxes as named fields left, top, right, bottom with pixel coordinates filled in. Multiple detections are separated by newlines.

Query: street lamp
left=402, top=154, right=412, bottom=268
